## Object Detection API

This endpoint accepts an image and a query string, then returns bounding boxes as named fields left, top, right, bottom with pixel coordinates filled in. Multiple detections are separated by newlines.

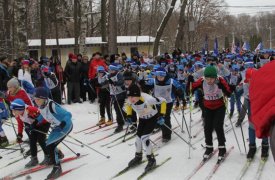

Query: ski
left=136, top=157, right=172, bottom=180
left=46, top=163, right=87, bottom=180
left=184, top=149, right=219, bottom=180
left=254, top=157, right=268, bottom=180
left=111, top=154, right=159, bottom=179
left=88, top=130, right=125, bottom=145
left=205, top=146, right=234, bottom=180
left=73, top=124, right=99, bottom=134
left=100, top=131, right=132, bottom=147
left=2, top=154, right=88, bottom=179
left=107, top=134, right=136, bottom=149
left=235, top=146, right=260, bottom=180
left=84, top=122, right=118, bottom=134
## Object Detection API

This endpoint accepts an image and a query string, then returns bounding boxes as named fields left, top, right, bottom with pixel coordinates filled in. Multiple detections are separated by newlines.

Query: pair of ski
left=236, top=153, right=267, bottom=180
left=73, top=121, right=117, bottom=134
left=112, top=155, right=172, bottom=180
left=2, top=154, right=88, bottom=179
left=185, top=146, right=234, bottom=180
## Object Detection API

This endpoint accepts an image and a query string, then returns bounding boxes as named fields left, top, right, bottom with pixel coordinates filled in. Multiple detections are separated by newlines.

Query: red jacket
left=250, top=61, right=275, bottom=138
left=88, top=58, right=108, bottom=79
left=7, top=89, right=32, bottom=135
left=192, top=77, right=231, bottom=110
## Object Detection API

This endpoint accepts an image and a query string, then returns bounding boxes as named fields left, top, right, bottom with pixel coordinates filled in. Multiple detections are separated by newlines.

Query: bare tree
left=74, top=0, right=80, bottom=54
left=79, top=0, right=88, bottom=55
left=101, top=0, right=107, bottom=54
left=174, top=0, right=188, bottom=49
left=153, top=0, right=177, bottom=56
left=108, top=0, right=117, bottom=54
left=40, top=0, right=46, bottom=57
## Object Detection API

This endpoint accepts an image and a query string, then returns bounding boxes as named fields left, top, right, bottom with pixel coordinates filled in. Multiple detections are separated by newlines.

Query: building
left=28, top=36, right=163, bottom=66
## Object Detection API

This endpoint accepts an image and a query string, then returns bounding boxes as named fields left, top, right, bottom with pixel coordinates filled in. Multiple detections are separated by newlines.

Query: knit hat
left=231, top=64, right=239, bottom=71
left=97, top=66, right=105, bottom=73
left=71, top=55, right=77, bottom=61
left=10, top=99, right=25, bottom=111
left=123, top=71, right=133, bottom=80
left=127, top=84, right=141, bottom=97
left=204, top=66, right=217, bottom=78
left=34, top=87, right=48, bottom=99
left=155, top=67, right=167, bottom=77
left=22, top=60, right=30, bottom=65
left=7, top=78, right=20, bottom=88
left=109, top=63, right=119, bottom=71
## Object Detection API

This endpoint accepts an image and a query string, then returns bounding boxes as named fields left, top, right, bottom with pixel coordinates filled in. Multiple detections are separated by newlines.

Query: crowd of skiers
left=1, top=48, right=275, bottom=178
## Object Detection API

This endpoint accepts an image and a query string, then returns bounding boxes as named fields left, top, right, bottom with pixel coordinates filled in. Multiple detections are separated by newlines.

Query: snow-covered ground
left=1, top=101, right=274, bottom=180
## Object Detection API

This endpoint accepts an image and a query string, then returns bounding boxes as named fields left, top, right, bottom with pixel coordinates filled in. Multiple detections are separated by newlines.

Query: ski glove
left=125, top=117, right=132, bottom=125
left=59, top=121, right=66, bottom=129
left=157, top=116, right=165, bottom=125
left=17, top=133, right=23, bottom=143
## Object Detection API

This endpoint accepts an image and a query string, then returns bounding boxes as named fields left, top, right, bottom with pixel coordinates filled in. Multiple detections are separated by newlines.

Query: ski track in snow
left=0, top=101, right=274, bottom=180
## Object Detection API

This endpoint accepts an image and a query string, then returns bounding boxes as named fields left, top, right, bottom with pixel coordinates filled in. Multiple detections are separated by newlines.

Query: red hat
left=41, top=65, right=49, bottom=73
left=71, top=54, right=77, bottom=60
left=244, top=68, right=257, bottom=83
left=68, top=53, right=74, bottom=59
left=22, top=60, right=30, bottom=65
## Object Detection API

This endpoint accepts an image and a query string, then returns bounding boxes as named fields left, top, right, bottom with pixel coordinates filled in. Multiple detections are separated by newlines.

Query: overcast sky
left=225, top=0, right=275, bottom=15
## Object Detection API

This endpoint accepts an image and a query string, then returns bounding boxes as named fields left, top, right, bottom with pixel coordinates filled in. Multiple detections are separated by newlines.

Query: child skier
left=10, top=99, right=51, bottom=167
left=96, top=66, right=112, bottom=126
left=125, top=84, right=166, bottom=171
left=33, top=87, right=73, bottom=179
left=0, top=98, right=9, bottom=147
left=192, top=66, right=231, bottom=160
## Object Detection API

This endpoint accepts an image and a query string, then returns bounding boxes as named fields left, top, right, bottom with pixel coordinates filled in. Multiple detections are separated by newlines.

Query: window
left=29, top=50, right=38, bottom=60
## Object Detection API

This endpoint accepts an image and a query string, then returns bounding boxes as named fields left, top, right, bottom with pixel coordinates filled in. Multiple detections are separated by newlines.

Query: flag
left=254, top=42, right=263, bottom=52
left=202, top=34, right=208, bottom=55
left=214, top=37, right=219, bottom=54
left=236, top=42, right=241, bottom=54
left=242, top=41, right=250, bottom=51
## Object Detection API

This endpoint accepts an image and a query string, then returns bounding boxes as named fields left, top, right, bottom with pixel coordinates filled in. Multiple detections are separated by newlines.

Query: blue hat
left=155, top=67, right=167, bottom=77
left=109, top=63, right=119, bottom=71
left=140, top=63, right=148, bottom=69
left=194, top=61, right=204, bottom=68
left=10, top=99, right=25, bottom=111
left=130, top=63, right=138, bottom=69
left=244, top=58, right=254, bottom=68
left=231, top=64, right=239, bottom=71
left=97, top=66, right=105, bottom=73
left=153, top=64, right=160, bottom=71
left=177, top=65, right=184, bottom=70
left=34, top=87, right=48, bottom=99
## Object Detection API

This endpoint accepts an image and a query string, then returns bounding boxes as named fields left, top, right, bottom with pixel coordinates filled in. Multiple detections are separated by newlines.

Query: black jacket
left=64, top=61, right=82, bottom=82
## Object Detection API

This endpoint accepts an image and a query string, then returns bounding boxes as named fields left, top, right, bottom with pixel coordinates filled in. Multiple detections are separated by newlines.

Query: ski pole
left=3, top=99, right=26, bottom=158
left=188, top=82, right=193, bottom=158
left=65, top=133, right=110, bottom=159
left=224, top=96, right=242, bottom=154
left=0, top=147, right=25, bottom=151
left=64, top=139, right=84, bottom=147
left=163, top=123, right=196, bottom=150
left=61, top=141, right=80, bottom=157
left=171, top=111, right=187, bottom=135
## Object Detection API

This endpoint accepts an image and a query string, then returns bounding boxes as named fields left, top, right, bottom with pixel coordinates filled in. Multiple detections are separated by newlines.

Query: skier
left=243, top=68, right=269, bottom=159
left=145, top=67, right=183, bottom=142
left=125, top=84, right=166, bottom=171
left=95, top=66, right=113, bottom=126
left=10, top=99, right=51, bottom=167
left=33, top=87, right=73, bottom=179
left=107, top=63, right=126, bottom=133
left=192, top=66, right=231, bottom=160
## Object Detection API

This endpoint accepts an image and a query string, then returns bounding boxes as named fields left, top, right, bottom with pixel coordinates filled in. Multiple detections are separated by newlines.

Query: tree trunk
left=16, top=0, right=28, bottom=57
left=40, top=0, right=46, bottom=57
left=108, top=0, right=117, bottom=55
left=137, top=0, right=142, bottom=36
left=74, top=0, right=79, bottom=54
left=174, top=0, right=188, bottom=49
left=3, top=0, right=12, bottom=58
left=153, top=0, right=177, bottom=56
left=101, top=0, right=107, bottom=55
left=79, top=0, right=87, bottom=55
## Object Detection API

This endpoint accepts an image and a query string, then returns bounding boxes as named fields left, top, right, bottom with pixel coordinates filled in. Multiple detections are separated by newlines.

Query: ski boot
left=247, top=144, right=256, bottom=160
left=0, top=136, right=9, bottom=147
left=203, top=145, right=214, bottom=160
left=105, top=119, right=113, bottom=126
left=40, top=155, right=54, bottom=165
left=145, top=154, right=156, bottom=172
left=97, top=117, right=106, bottom=126
left=261, top=143, right=269, bottom=160
left=46, top=164, right=62, bottom=179
left=128, top=152, right=142, bottom=167
left=25, top=156, right=39, bottom=168
left=218, top=146, right=226, bottom=162
left=114, top=125, right=123, bottom=133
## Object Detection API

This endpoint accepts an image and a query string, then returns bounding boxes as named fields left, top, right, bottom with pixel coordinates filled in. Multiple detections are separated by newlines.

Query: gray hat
left=7, top=78, right=20, bottom=88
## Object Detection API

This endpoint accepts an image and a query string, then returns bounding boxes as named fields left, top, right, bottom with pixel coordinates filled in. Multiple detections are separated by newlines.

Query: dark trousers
left=113, top=96, right=126, bottom=126
left=137, top=115, right=158, bottom=137
left=25, top=123, right=50, bottom=157
left=204, top=105, right=226, bottom=146
left=161, top=102, right=173, bottom=139
left=67, top=82, right=80, bottom=103
left=80, top=82, right=92, bottom=101
left=99, top=90, right=112, bottom=120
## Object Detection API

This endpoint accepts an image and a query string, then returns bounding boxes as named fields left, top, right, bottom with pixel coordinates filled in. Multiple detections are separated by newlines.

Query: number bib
left=203, top=81, right=223, bottom=100
left=132, top=103, right=157, bottom=119
left=154, top=79, right=173, bottom=103
left=229, top=73, right=238, bottom=85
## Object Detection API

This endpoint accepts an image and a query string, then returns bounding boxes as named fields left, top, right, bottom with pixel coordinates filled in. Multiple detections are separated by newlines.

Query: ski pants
left=161, top=102, right=173, bottom=139
left=99, top=90, right=112, bottom=120
left=136, top=115, right=158, bottom=155
left=204, top=105, right=226, bottom=146
left=230, top=90, right=243, bottom=114
left=112, top=95, right=126, bottom=127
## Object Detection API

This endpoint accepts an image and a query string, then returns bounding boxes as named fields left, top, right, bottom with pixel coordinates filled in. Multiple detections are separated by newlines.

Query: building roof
left=28, top=36, right=163, bottom=47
